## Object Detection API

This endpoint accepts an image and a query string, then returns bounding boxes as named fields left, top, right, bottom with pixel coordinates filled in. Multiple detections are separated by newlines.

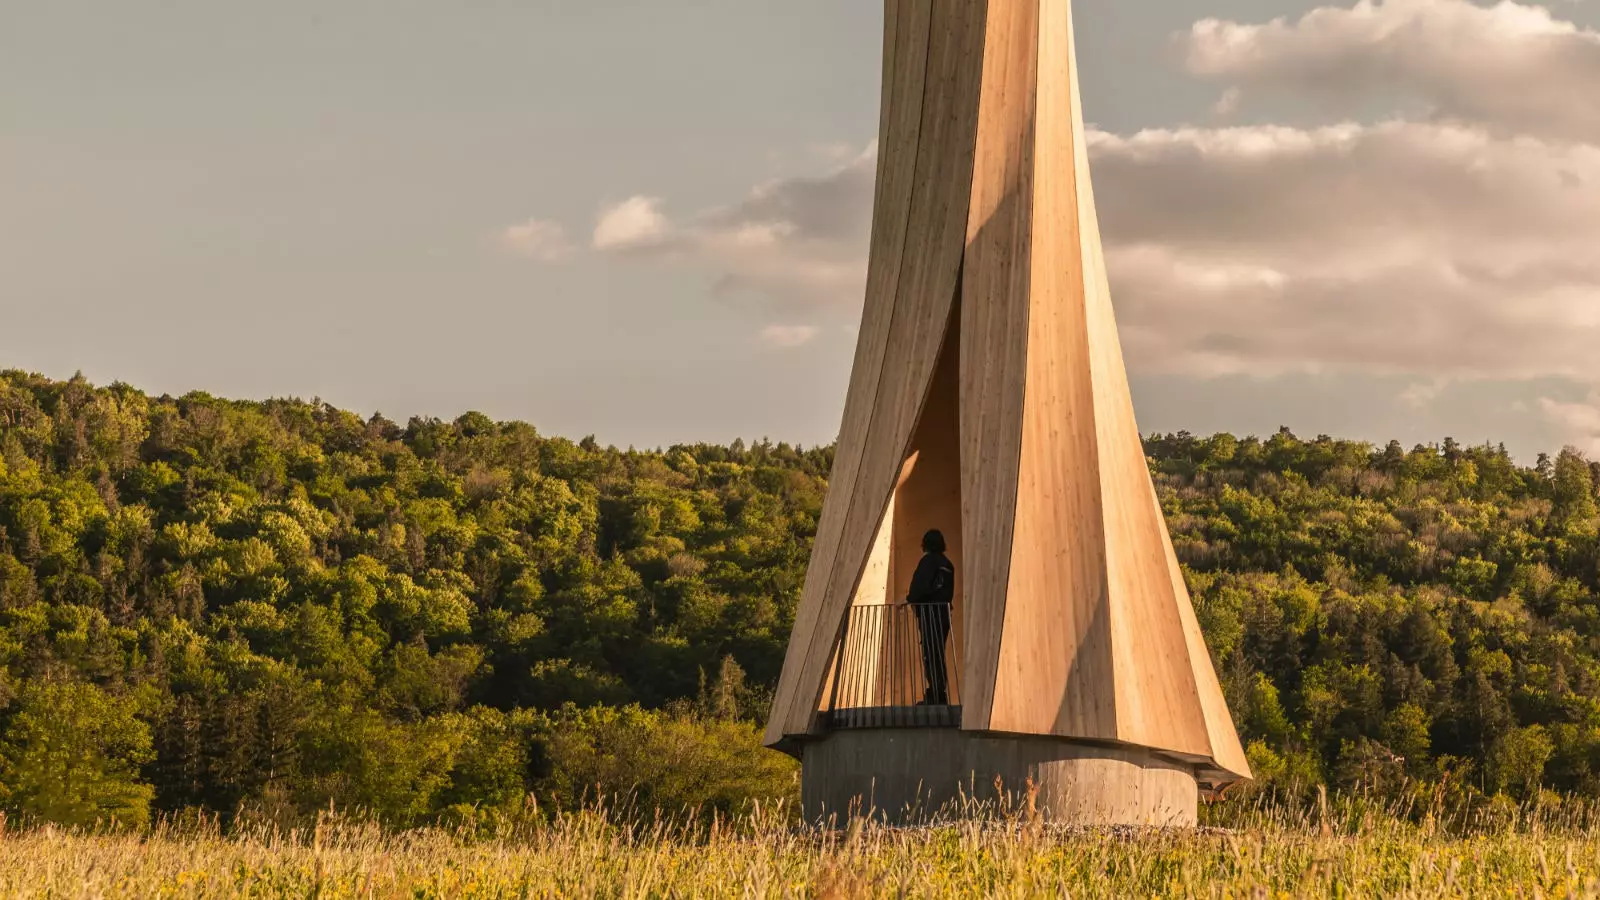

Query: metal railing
left=825, top=603, right=961, bottom=729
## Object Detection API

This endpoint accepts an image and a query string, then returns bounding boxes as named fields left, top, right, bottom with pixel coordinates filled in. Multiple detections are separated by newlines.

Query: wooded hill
left=1, top=369, right=1597, bottom=829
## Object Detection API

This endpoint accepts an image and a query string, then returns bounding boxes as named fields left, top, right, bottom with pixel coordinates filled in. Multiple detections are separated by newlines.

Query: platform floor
left=827, top=704, right=962, bottom=730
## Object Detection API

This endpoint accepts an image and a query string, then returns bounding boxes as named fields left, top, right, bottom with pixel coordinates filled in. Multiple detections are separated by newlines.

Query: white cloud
left=593, top=196, right=671, bottom=251
left=630, top=114, right=1600, bottom=385
left=1182, top=0, right=1600, bottom=143
left=590, top=145, right=876, bottom=311
left=1088, top=121, right=1600, bottom=382
left=498, top=218, right=573, bottom=261
left=575, top=2, right=1600, bottom=397
left=758, top=324, right=822, bottom=348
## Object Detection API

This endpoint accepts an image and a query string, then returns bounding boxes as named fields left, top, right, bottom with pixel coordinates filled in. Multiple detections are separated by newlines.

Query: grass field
left=3, top=798, right=1599, bottom=898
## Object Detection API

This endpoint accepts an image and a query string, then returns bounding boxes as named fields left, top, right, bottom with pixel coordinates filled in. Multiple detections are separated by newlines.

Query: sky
left=4, top=0, right=1600, bottom=461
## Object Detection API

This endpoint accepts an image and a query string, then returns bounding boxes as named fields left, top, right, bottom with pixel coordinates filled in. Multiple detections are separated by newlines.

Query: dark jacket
left=906, top=552, right=954, bottom=606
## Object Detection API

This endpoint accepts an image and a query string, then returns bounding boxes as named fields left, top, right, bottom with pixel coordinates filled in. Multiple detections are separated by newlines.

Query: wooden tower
left=764, top=0, right=1252, bottom=825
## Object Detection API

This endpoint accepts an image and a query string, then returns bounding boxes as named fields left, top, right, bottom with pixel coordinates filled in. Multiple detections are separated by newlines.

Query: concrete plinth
left=800, top=729, right=1198, bottom=826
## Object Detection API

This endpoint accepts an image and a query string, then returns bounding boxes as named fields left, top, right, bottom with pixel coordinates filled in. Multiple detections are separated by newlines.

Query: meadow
left=4, top=796, right=1599, bottom=899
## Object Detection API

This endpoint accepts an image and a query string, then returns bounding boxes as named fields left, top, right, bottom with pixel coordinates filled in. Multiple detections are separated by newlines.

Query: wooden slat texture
left=765, top=0, right=930, bottom=743
left=956, top=0, right=1039, bottom=731
left=984, top=0, right=1116, bottom=739
left=766, top=0, right=1250, bottom=787
left=1060, top=0, right=1213, bottom=758
left=793, top=0, right=987, bottom=732
left=768, top=0, right=986, bottom=740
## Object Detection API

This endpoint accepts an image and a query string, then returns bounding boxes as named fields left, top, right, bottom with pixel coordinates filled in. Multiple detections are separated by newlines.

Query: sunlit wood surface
left=765, top=0, right=1251, bottom=789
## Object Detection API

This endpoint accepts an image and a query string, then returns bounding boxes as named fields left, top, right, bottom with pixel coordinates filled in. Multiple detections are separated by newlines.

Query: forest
left=1, top=368, right=1598, bottom=830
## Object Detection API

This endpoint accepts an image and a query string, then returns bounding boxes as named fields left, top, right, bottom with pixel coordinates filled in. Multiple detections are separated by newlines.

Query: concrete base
left=800, top=729, right=1198, bottom=827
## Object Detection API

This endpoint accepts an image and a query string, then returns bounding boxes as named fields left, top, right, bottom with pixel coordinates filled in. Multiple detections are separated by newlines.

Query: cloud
left=498, top=218, right=574, bottom=261
left=593, top=196, right=671, bottom=251
left=1399, top=377, right=1450, bottom=410
left=1539, top=392, right=1600, bottom=454
left=590, top=145, right=876, bottom=310
left=1182, top=0, right=1600, bottom=143
left=618, top=115, right=1600, bottom=385
left=571, top=1, right=1600, bottom=397
left=1098, top=1, right=1600, bottom=384
left=1089, top=121, right=1600, bottom=382
left=758, top=324, right=823, bottom=348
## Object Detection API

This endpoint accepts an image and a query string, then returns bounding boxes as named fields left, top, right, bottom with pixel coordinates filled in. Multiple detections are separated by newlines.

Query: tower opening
left=822, top=297, right=965, bottom=727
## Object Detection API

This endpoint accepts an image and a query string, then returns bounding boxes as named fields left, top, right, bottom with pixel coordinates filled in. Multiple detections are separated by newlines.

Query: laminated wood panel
left=765, top=0, right=929, bottom=743
left=956, top=0, right=1039, bottom=730
left=767, top=0, right=986, bottom=740
left=982, top=0, right=1116, bottom=739
left=971, top=0, right=1246, bottom=777
left=1064, top=0, right=1211, bottom=756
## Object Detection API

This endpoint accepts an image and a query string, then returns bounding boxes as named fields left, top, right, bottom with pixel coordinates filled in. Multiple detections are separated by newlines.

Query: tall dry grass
left=1, top=794, right=1597, bottom=898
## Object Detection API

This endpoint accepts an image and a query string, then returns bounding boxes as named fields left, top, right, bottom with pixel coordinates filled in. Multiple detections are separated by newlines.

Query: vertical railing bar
left=943, top=603, right=953, bottom=713
left=844, top=605, right=857, bottom=717
left=942, top=603, right=951, bottom=714
left=905, top=603, right=914, bottom=724
left=920, top=603, right=928, bottom=717
left=851, top=608, right=865, bottom=714
left=912, top=604, right=919, bottom=720
left=886, top=604, right=894, bottom=724
left=825, top=602, right=983, bottom=729
left=895, top=604, right=904, bottom=726
left=865, top=607, right=874, bottom=714
left=865, top=606, right=874, bottom=714
left=947, top=602, right=956, bottom=707
left=928, top=604, right=934, bottom=723
left=911, top=603, right=920, bottom=725
left=899, top=603, right=907, bottom=724
left=888, top=605, right=895, bottom=724
left=881, top=607, right=891, bottom=727
left=907, top=603, right=916, bottom=722
left=908, top=602, right=921, bottom=720
left=887, top=605, right=895, bottom=725
left=857, top=607, right=868, bottom=724
left=899, top=603, right=906, bottom=724
left=858, top=608, right=870, bottom=721
left=828, top=607, right=850, bottom=721
left=839, top=609, right=850, bottom=715
left=923, top=605, right=931, bottom=720
left=870, top=608, right=881, bottom=727
left=938, top=603, right=947, bottom=708
left=851, top=602, right=864, bottom=714
left=951, top=602, right=959, bottom=711
left=888, top=603, right=896, bottom=721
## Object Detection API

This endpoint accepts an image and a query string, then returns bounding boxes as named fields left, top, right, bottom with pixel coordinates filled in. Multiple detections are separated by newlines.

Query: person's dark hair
left=921, top=529, right=946, bottom=554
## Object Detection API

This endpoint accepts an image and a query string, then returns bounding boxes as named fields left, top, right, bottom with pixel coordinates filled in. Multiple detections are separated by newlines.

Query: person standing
left=905, top=529, right=955, bottom=705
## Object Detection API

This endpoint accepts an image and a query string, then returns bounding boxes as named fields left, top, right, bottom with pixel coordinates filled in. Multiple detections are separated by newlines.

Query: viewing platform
left=823, top=603, right=961, bottom=731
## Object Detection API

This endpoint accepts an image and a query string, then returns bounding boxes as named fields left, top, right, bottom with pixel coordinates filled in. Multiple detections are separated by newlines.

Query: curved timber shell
left=764, top=0, right=1251, bottom=790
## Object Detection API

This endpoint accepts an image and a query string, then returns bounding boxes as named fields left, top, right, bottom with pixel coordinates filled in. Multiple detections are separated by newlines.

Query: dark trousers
left=913, top=603, right=952, bottom=705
